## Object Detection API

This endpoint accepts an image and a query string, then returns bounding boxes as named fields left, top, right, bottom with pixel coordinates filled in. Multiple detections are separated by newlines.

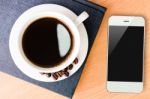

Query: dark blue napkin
left=0, top=0, right=106, bottom=98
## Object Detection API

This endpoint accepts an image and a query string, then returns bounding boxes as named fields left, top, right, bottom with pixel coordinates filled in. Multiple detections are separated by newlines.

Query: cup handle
left=74, top=11, right=89, bottom=26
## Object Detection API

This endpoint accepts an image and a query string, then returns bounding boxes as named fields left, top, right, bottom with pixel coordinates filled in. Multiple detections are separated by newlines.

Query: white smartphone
left=107, top=16, right=145, bottom=93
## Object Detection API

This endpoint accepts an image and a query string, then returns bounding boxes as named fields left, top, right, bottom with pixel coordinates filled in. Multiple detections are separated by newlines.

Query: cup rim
left=10, top=11, right=81, bottom=73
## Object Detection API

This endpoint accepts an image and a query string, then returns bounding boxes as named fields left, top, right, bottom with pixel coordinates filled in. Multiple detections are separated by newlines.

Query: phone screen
left=108, top=26, right=144, bottom=82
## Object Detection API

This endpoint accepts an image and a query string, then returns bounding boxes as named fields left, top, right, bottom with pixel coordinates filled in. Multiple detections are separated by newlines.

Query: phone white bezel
left=107, top=16, right=145, bottom=93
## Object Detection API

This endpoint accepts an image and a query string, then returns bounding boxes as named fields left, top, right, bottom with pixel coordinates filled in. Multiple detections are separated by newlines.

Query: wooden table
left=0, top=0, right=150, bottom=99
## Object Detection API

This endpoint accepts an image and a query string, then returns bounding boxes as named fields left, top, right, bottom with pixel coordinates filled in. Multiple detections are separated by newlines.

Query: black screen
left=108, top=26, right=144, bottom=82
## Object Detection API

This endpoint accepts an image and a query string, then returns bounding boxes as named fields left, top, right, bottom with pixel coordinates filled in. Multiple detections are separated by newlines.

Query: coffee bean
left=45, top=73, right=51, bottom=77
left=55, top=72, right=59, bottom=76
left=40, top=64, right=73, bottom=79
left=40, top=72, right=46, bottom=75
left=68, top=64, right=73, bottom=70
left=52, top=73, right=58, bottom=80
left=64, top=67, right=68, bottom=72
left=60, top=70, right=64, bottom=75
left=47, top=73, right=51, bottom=77
left=73, top=58, right=78, bottom=64
left=57, top=72, right=62, bottom=77
left=64, top=71, right=69, bottom=77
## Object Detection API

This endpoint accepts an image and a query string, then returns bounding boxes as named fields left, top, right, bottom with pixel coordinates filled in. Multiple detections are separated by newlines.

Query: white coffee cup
left=9, top=5, right=89, bottom=73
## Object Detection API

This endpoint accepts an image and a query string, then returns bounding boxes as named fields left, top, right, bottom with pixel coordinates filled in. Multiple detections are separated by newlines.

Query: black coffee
left=22, top=18, right=73, bottom=68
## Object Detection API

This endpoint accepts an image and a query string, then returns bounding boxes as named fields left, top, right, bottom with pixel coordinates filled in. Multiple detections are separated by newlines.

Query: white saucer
left=11, top=4, right=88, bottom=82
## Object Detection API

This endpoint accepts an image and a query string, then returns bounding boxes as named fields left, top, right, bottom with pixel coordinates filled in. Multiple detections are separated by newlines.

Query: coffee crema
left=22, top=18, right=73, bottom=68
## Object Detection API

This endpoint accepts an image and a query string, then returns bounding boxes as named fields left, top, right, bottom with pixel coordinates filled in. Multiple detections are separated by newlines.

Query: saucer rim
left=9, top=4, right=89, bottom=82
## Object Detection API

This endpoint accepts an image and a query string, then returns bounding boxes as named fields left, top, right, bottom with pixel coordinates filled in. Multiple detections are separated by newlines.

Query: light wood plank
left=73, top=0, right=150, bottom=99
left=0, top=72, right=68, bottom=99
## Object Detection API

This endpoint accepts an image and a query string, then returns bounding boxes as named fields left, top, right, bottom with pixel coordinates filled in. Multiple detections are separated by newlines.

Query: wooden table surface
left=0, top=0, right=150, bottom=99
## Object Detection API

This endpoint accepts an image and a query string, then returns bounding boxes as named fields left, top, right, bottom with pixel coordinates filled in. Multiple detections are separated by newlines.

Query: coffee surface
left=22, top=18, right=72, bottom=67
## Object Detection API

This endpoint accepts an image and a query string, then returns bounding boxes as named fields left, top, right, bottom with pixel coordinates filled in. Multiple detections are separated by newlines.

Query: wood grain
left=73, top=0, right=150, bottom=99
left=0, top=0, right=150, bottom=99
